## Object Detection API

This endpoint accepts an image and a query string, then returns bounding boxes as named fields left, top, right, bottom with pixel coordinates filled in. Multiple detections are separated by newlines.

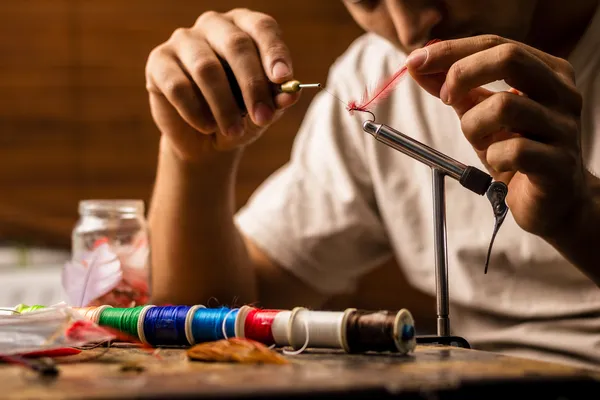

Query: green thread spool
left=98, top=306, right=146, bottom=338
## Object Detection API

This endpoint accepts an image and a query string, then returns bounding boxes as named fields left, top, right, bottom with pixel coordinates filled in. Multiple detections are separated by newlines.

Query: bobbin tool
left=362, top=121, right=509, bottom=348
left=220, top=57, right=320, bottom=113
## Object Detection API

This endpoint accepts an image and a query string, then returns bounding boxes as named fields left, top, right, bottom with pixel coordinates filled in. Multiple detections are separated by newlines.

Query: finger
left=227, top=9, right=294, bottom=83
left=274, top=92, right=300, bottom=110
left=486, top=137, right=573, bottom=184
left=407, top=70, right=446, bottom=98
left=149, top=93, right=213, bottom=158
left=460, top=91, right=577, bottom=151
left=407, top=35, right=572, bottom=79
left=439, top=44, right=581, bottom=114
left=170, top=27, right=246, bottom=137
left=408, top=68, right=494, bottom=117
left=146, top=46, right=217, bottom=134
left=196, top=12, right=275, bottom=128
left=212, top=108, right=286, bottom=152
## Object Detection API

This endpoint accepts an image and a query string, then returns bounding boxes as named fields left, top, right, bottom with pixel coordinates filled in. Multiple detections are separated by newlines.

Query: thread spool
left=270, top=310, right=292, bottom=346
left=343, top=308, right=416, bottom=355
left=142, top=305, right=191, bottom=347
left=187, top=307, right=237, bottom=344
left=392, top=308, right=417, bottom=354
left=98, top=305, right=147, bottom=340
left=287, top=308, right=346, bottom=350
left=243, top=308, right=280, bottom=346
left=137, top=305, right=156, bottom=345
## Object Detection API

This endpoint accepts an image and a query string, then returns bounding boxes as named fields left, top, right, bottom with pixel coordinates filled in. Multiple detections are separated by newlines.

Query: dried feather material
left=348, top=39, right=441, bottom=115
left=187, top=338, right=288, bottom=365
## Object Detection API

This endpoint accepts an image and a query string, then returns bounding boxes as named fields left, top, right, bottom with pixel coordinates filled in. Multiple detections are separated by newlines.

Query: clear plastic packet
left=0, top=303, right=114, bottom=356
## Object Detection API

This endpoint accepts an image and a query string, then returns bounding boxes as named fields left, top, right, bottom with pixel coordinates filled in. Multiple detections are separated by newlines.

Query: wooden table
left=2, top=345, right=599, bottom=399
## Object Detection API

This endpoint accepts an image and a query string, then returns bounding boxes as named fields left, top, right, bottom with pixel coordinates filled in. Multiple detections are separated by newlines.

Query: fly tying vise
left=323, top=39, right=508, bottom=275
left=13, top=304, right=417, bottom=355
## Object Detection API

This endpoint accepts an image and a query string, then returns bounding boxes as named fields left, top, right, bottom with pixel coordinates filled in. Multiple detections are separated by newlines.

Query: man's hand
left=145, top=9, right=299, bottom=163
left=406, top=35, right=591, bottom=240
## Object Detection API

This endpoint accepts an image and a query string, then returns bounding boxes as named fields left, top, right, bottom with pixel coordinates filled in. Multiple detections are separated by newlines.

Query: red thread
left=243, top=309, right=280, bottom=346
left=348, top=39, right=441, bottom=115
left=21, top=348, right=82, bottom=358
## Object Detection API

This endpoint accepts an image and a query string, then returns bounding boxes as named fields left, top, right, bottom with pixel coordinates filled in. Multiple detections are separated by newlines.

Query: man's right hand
left=145, top=9, right=299, bottom=162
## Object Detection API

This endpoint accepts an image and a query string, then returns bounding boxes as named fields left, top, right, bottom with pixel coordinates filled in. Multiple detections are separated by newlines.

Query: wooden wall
left=0, top=0, right=435, bottom=324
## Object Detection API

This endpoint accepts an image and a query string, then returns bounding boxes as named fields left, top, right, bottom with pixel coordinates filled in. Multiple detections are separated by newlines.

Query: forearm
left=545, top=171, right=600, bottom=287
left=148, top=138, right=258, bottom=305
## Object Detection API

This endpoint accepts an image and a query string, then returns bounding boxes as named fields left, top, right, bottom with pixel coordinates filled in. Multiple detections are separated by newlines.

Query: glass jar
left=65, top=200, right=151, bottom=308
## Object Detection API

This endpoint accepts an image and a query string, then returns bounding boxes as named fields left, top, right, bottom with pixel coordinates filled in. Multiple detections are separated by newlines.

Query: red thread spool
left=243, top=309, right=280, bottom=346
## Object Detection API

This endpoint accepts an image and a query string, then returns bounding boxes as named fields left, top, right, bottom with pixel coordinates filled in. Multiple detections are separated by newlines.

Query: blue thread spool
left=189, top=307, right=239, bottom=344
left=143, top=305, right=191, bottom=347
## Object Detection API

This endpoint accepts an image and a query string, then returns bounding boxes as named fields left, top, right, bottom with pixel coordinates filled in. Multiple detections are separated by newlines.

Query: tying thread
left=98, top=306, right=146, bottom=339
left=344, top=309, right=416, bottom=354
left=221, top=308, right=239, bottom=339
left=243, top=308, right=280, bottom=346
left=188, top=307, right=238, bottom=344
left=143, top=305, right=191, bottom=347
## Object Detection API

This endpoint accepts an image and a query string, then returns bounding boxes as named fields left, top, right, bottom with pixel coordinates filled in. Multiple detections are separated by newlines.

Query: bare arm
left=146, top=9, right=326, bottom=307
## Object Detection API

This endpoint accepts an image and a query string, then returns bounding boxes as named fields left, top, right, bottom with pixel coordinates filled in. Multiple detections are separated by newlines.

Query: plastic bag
left=0, top=304, right=114, bottom=356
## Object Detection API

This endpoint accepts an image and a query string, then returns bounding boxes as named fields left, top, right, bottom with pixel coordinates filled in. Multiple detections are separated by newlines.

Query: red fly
left=347, top=39, right=441, bottom=116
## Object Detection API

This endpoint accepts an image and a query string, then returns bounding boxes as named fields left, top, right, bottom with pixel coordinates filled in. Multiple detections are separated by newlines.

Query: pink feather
left=347, top=39, right=441, bottom=115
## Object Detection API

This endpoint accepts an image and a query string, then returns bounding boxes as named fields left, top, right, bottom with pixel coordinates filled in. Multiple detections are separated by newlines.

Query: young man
left=145, top=0, right=600, bottom=369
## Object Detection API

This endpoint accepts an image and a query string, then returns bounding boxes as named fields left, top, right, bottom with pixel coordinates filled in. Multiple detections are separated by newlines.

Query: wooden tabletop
left=3, top=344, right=599, bottom=399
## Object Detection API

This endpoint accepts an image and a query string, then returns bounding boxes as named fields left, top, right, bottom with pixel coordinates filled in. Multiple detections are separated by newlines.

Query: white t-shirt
left=236, top=6, right=600, bottom=369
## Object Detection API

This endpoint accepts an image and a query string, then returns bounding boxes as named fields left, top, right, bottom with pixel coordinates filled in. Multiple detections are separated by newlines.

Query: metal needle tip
left=298, top=83, right=321, bottom=88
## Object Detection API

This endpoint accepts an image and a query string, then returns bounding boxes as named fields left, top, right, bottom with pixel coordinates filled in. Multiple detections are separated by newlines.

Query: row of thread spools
left=16, top=304, right=417, bottom=355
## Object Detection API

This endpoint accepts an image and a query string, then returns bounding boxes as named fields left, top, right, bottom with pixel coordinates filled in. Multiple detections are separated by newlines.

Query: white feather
left=62, top=242, right=123, bottom=307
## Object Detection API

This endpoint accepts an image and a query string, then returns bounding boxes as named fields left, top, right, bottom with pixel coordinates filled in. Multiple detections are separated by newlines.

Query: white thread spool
left=288, top=308, right=346, bottom=350
left=271, top=310, right=292, bottom=346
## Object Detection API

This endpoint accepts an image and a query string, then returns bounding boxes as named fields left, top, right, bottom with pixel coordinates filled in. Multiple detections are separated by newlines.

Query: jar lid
left=79, top=200, right=144, bottom=216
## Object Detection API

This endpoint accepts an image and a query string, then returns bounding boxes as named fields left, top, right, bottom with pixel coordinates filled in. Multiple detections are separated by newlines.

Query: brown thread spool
left=344, top=310, right=401, bottom=353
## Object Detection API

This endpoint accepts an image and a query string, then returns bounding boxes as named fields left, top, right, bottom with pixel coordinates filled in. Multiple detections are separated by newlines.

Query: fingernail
left=272, top=61, right=290, bottom=80
left=253, top=102, right=274, bottom=126
left=406, top=49, right=429, bottom=70
left=227, top=120, right=244, bottom=137
left=440, top=82, right=450, bottom=104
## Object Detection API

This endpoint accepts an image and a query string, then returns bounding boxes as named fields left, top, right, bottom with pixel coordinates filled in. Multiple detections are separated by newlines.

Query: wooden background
left=0, top=0, right=435, bottom=326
